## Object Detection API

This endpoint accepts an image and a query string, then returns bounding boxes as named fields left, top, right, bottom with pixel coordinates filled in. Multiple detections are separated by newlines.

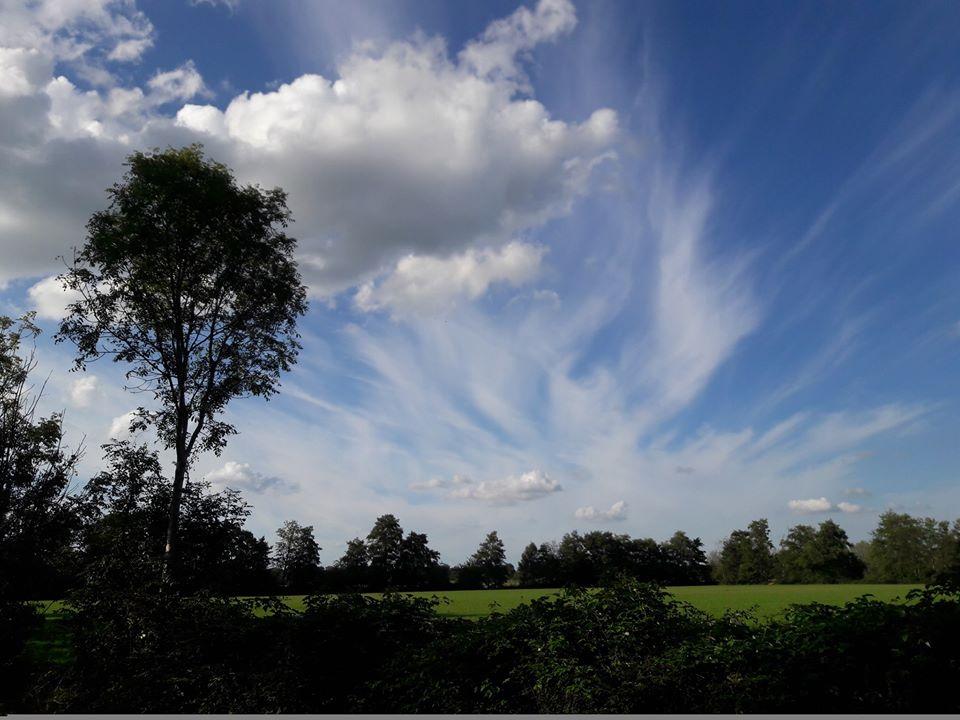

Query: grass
left=24, top=584, right=922, bottom=666
left=274, top=583, right=922, bottom=620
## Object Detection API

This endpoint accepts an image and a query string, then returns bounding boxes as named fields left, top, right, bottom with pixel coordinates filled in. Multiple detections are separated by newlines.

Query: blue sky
left=1, top=0, right=958, bottom=563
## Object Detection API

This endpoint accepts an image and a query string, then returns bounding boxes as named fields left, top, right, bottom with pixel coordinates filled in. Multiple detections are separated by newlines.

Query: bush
left=26, top=578, right=960, bottom=713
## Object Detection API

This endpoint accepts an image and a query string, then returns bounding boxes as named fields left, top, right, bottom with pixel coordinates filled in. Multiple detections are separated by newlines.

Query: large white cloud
left=451, top=469, right=561, bottom=504
left=355, top=242, right=545, bottom=316
left=205, top=460, right=299, bottom=494
left=414, top=468, right=562, bottom=505
left=0, top=0, right=617, bottom=298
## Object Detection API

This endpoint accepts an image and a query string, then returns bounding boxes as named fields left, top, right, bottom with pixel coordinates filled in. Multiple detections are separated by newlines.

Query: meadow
left=276, top=583, right=922, bottom=619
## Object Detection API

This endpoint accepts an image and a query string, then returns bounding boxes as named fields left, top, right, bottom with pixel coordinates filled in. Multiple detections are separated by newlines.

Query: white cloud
left=147, top=60, right=207, bottom=103
left=459, top=0, right=577, bottom=81
left=575, top=500, right=627, bottom=522
left=205, top=460, right=298, bottom=494
left=27, top=275, right=82, bottom=319
left=447, top=468, right=561, bottom=504
left=843, top=487, right=870, bottom=498
left=69, top=375, right=99, bottom=407
left=0, top=0, right=154, bottom=72
left=1, top=0, right=617, bottom=299
left=409, top=473, right=471, bottom=491
left=788, top=497, right=832, bottom=514
left=0, top=47, right=51, bottom=97
left=836, top=501, right=863, bottom=514
left=355, top=242, right=545, bottom=316
left=636, top=178, right=760, bottom=414
left=108, top=410, right=138, bottom=439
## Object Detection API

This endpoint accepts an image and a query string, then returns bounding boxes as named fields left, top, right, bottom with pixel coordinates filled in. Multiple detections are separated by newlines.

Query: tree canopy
left=57, top=145, right=308, bottom=572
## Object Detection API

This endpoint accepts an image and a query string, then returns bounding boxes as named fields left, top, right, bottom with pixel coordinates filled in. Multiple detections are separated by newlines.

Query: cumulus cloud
left=205, top=460, right=298, bottom=494
left=0, top=0, right=154, bottom=73
left=575, top=500, right=627, bottom=522
left=27, top=275, right=82, bottom=319
left=147, top=60, right=207, bottom=104
left=459, top=0, right=577, bottom=81
left=356, top=242, right=545, bottom=316
left=843, top=487, right=870, bottom=498
left=108, top=410, right=138, bottom=439
left=788, top=497, right=833, bottom=514
left=836, top=501, right=863, bottom=514
left=430, top=468, right=562, bottom=504
left=69, top=375, right=99, bottom=407
left=0, top=0, right=617, bottom=298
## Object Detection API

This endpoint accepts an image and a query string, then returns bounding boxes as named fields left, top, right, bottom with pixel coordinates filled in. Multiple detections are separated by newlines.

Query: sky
left=1, top=0, right=958, bottom=564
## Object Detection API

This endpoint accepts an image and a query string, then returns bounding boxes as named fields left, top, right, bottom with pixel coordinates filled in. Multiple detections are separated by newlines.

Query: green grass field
left=26, top=584, right=921, bottom=665
left=275, top=583, right=921, bottom=619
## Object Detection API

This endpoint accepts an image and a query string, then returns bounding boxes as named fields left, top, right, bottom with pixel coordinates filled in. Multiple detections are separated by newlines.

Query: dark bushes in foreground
left=17, top=578, right=960, bottom=713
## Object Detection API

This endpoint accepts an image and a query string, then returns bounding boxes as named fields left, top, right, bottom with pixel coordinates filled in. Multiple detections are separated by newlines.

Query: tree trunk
left=163, top=442, right=187, bottom=582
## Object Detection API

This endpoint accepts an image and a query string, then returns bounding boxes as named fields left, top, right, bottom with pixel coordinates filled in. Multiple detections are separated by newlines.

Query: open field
left=36, top=583, right=922, bottom=621
left=276, top=583, right=922, bottom=619
left=24, top=584, right=923, bottom=666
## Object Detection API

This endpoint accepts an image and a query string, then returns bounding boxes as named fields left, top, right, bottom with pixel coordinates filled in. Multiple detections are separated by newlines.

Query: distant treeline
left=9, top=434, right=959, bottom=599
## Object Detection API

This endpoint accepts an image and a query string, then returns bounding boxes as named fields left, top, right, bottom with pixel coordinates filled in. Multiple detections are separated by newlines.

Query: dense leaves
left=23, top=578, right=960, bottom=713
left=57, top=145, right=307, bottom=567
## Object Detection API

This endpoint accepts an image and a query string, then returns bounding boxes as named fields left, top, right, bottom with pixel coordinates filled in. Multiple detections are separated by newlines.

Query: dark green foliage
left=0, top=315, right=83, bottom=600
left=326, top=514, right=448, bottom=591
left=716, top=519, right=776, bottom=584
left=75, top=441, right=275, bottom=595
left=57, top=145, right=307, bottom=568
left=517, top=529, right=712, bottom=588
left=273, top=520, right=322, bottom=592
left=455, top=530, right=510, bottom=589
left=517, top=541, right=562, bottom=587
left=776, top=519, right=865, bottom=583
left=31, top=577, right=960, bottom=713
left=866, top=511, right=960, bottom=583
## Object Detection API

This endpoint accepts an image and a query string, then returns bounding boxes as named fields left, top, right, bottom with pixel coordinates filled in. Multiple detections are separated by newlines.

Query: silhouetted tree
left=457, top=531, right=509, bottom=589
left=367, top=514, right=404, bottom=588
left=716, top=519, right=775, bottom=584
left=77, top=440, right=273, bottom=594
left=398, top=530, right=445, bottom=589
left=274, top=520, right=321, bottom=592
left=57, top=145, right=308, bottom=576
left=660, top=530, right=712, bottom=585
left=866, top=511, right=960, bottom=583
left=517, top=541, right=561, bottom=587
left=332, top=537, right=370, bottom=590
left=0, top=314, right=82, bottom=599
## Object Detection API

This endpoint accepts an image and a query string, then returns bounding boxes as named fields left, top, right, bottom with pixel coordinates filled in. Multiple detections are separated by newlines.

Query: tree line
left=714, top=515, right=960, bottom=585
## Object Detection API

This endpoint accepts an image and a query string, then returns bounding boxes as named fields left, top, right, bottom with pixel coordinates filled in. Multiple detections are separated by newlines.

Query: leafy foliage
left=29, top=577, right=960, bottom=713
left=273, top=520, right=322, bottom=592
left=57, top=145, right=307, bottom=566
left=716, top=519, right=776, bottom=584
left=75, top=441, right=274, bottom=595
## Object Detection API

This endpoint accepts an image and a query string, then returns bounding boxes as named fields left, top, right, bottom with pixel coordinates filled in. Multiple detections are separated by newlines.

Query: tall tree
left=716, top=519, right=775, bottom=584
left=273, top=520, right=321, bottom=591
left=397, top=531, right=445, bottom=589
left=57, top=146, right=307, bottom=575
left=78, top=440, right=272, bottom=593
left=366, top=514, right=404, bottom=587
left=866, top=511, right=959, bottom=583
left=661, top=530, right=711, bottom=585
left=334, top=537, right=371, bottom=590
left=517, top=541, right=561, bottom=587
left=0, top=314, right=82, bottom=599
left=458, top=531, right=510, bottom=589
